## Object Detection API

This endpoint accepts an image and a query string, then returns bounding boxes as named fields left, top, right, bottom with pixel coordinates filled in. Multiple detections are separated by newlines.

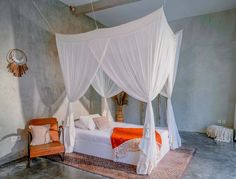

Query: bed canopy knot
left=63, top=102, right=75, bottom=153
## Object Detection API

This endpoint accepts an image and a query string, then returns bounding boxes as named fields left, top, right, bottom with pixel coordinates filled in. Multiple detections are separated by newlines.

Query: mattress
left=74, top=122, right=170, bottom=165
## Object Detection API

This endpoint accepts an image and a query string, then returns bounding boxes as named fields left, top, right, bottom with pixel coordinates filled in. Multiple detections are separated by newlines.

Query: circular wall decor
left=7, top=49, right=28, bottom=77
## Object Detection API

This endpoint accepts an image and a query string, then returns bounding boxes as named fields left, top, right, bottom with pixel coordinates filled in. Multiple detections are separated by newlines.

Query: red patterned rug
left=46, top=148, right=195, bottom=179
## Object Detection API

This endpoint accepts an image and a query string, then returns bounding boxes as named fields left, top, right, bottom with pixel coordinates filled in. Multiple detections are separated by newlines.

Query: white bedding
left=74, top=122, right=170, bottom=165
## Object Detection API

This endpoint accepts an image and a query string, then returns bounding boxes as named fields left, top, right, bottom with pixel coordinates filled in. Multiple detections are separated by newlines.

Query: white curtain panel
left=56, top=7, right=181, bottom=174
left=63, top=108, right=75, bottom=153
left=92, top=67, right=122, bottom=120
left=161, top=30, right=183, bottom=149
left=56, top=39, right=106, bottom=152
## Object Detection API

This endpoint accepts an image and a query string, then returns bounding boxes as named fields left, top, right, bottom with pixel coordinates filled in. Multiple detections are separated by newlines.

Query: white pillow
left=93, top=116, right=112, bottom=130
left=29, top=124, right=51, bottom=146
left=75, top=114, right=101, bottom=130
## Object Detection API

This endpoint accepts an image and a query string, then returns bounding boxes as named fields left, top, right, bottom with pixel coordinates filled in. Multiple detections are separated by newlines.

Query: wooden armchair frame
left=27, top=118, right=65, bottom=167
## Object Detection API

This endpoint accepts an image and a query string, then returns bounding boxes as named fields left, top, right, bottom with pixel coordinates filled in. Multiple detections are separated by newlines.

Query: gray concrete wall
left=171, top=9, right=236, bottom=132
left=124, top=9, right=236, bottom=132
left=1, top=0, right=236, bottom=165
left=0, top=0, right=100, bottom=165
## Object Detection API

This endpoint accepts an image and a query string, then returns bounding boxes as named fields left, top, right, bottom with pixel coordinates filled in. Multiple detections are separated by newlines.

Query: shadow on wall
left=12, top=20, right=65, bottom=121
left=11, top=0, right=101, bottom=122
left=0, top=0, right=101, bottom=164
left=0, top=129, right=27, bottom=165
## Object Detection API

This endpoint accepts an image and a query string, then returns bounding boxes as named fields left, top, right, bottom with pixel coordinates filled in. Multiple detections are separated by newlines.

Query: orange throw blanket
left=111, top=127, right=162, bottom=149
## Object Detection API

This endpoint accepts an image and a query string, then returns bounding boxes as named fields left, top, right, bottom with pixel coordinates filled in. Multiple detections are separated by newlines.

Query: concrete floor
left=0, top=132, right=235, bottom=179
left=0, top=157, right=106, bottom=179
left=182, top=132, right=236, bottom=179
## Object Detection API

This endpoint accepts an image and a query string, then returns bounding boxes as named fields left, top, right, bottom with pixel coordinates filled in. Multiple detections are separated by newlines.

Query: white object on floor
left=234, top=104, right=236, bottom=140
left=206, top=125, right=233, bottom=143
left=73, top=122, right=170, bottom=166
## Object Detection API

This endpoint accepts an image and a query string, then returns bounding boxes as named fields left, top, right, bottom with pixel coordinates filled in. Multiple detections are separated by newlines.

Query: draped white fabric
left=56, top=7, right=182, bottom=174
left=161, top=30, right=183, bottom=149
left=63, top=107, right=75, bottom=153
left=92, top=68, right=122, bottom=120
left=56, top=40, right=102, bottom=152
left=99, top=12, right=177, bottom=174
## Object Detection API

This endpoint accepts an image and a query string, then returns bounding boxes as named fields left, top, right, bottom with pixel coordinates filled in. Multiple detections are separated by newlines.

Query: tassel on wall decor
left=6, top=49, right=28, bottom=77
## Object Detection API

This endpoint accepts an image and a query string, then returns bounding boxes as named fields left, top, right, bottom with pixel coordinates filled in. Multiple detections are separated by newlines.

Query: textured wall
left=1, top=0, right=236, bottom=165
left=170, top=9, right=236, bottom=132
left=0, top=0, right=100, bottom=165
left=124, top=8, right=236, bottom=132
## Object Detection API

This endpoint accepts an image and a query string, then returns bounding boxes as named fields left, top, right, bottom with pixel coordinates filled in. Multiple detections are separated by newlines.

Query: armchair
left=27, top=118, right=65, bottom=167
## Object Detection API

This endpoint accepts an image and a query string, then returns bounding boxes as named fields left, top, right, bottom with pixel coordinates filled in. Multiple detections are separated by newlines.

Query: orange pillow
left=49, top=123, right=60, bottom=142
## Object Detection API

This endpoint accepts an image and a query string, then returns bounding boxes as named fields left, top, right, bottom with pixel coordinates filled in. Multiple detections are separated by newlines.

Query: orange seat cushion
left=30, top=142, right=64, bottom=158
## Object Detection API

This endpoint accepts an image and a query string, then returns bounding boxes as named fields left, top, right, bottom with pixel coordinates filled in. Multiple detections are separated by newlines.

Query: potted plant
left=112, top=92, right=128, bottom=122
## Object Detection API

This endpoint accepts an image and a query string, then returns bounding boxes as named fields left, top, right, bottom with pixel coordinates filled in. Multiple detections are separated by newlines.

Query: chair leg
left=59, top=153, right=65, bottom=161
left=27, top=156, right=31, bottom=168
left=27, top=131, right=31, bottom=168
left=62, top=152, right=65, bottom=161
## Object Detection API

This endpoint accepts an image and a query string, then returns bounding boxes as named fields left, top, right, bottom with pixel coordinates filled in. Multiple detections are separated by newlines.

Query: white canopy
left=56, top=7, right=182, bottom=175
left=92, top=68, right=122, bottom=121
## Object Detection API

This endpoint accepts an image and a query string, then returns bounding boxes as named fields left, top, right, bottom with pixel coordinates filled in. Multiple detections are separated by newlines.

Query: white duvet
left=73, top=122, right=170, bottom=166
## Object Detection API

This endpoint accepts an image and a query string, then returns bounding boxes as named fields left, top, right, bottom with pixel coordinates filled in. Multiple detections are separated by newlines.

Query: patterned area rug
left=46, top=148, right=195, bottom=179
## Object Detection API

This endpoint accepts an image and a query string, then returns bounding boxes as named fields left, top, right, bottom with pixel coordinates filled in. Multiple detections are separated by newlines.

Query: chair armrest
left=58, top=125, right=64, bottom=139
left=27, top=129, right=32, bottom=142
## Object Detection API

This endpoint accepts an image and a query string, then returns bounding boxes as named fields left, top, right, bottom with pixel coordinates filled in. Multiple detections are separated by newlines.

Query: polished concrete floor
left=0, top=158, right=106, bottom=179
left=182, top=132, right=236, bottom=179
left=0, top=132, right=235, bottom=179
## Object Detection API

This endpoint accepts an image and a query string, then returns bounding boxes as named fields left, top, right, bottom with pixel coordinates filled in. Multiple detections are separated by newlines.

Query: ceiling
left=59, top=0, right=236, bottom=27
left=59, top=0, right=99, bottom=6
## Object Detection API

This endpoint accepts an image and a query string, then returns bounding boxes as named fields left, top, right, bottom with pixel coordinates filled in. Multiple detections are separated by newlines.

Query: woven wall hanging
left=7, top=49, right=28, bottom=77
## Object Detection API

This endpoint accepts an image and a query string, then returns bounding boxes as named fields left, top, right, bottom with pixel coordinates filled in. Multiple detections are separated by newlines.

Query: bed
left=73, top=122, right=170, bottom=165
